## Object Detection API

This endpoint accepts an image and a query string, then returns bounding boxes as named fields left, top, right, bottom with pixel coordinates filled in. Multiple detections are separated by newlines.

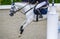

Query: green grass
left=0, top=0, right=60, bottom=5
left=0, top=0, right=2, bottom=5
left=1, top=0, right=11, bottom=5
left=49, top=0, right=60, bottom=3
left=0, top=0, right=22, bottom=5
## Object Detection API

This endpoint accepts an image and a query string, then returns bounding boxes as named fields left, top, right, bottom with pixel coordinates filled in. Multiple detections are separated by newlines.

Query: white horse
left=9, top=1, right=48, bottom=35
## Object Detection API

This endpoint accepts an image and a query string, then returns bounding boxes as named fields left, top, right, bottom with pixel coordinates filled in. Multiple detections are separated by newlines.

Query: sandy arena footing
left=0, top=9, right=60, bottom=39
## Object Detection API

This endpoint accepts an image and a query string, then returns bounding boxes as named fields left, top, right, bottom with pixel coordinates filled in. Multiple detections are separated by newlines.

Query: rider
left=34, top=0, right=49, bottom=18
left=22, top=0, right=49, bottom=18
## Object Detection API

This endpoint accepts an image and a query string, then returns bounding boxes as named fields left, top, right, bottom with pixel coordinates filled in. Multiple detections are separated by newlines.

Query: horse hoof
left=9, top=13, right=14, bottom=16
left=18, top=34, right=22, bottom=38
left=20, top=26, right=24, bottom=34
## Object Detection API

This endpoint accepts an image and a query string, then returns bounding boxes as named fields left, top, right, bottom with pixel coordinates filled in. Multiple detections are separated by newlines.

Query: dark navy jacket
left=22, top=0, right=49, bottom=6
left=37, top=0, right=48, bottom=3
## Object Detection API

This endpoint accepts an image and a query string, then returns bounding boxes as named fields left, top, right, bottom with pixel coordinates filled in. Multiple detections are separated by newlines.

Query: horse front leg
left=19, top=9, right=34, bottom=35
left=20, top=16, right=34, bottom=34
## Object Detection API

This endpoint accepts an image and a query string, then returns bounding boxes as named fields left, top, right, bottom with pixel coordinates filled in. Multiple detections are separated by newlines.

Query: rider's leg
left=35, top=1, right=47, bottom=9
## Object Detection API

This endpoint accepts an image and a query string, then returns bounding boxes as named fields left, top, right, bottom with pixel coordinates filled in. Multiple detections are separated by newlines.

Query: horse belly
left=26, top=9, right=34, bottom=19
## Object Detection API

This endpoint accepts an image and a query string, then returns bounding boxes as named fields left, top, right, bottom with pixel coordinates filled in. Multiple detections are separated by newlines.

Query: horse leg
left=20, top=16, right=34, bottom=34
left=20, top=9, right=34, bottom=34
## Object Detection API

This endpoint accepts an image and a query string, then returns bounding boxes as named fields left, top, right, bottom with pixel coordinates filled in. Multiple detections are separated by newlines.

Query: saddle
left=33, top=6, right=48, bottom=21
left=34, top=6, right=48, bottom=15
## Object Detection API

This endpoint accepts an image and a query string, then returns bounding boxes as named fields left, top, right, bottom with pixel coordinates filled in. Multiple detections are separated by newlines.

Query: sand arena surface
left=0, top=6, right=60, bottom=39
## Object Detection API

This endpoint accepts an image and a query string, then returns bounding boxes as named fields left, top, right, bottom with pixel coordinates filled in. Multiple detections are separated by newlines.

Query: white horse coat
left=15, top=1, right=47, bottom=29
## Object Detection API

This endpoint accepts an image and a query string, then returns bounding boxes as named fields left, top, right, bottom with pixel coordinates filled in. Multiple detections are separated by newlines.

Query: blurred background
left=0, top=0, right=60, bottom=5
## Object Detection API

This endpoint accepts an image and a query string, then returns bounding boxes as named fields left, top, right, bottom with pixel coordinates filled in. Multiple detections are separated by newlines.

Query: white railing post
left=47, top=3, right=58, bottom=39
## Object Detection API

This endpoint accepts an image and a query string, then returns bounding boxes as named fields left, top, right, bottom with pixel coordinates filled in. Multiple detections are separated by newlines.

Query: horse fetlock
left=20, top=26, right=24, bottom=34
left=9, top=13, right=14, bottom=16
